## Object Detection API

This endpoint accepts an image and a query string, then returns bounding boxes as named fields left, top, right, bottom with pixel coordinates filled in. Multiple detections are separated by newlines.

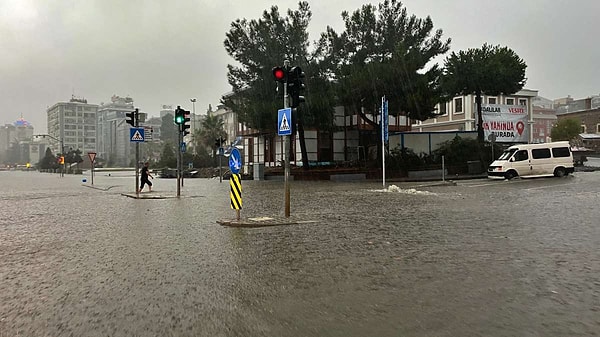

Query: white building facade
left=96, top=95, right=138, bottom=166
left=46, top=97, right=99, bottom=155
left=1, top=118, right=35, bottom=165
left=412, top=89, right=538, bottom=143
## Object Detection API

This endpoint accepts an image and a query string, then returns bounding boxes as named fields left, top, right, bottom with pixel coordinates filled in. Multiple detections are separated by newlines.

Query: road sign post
left=229, top=148, right=243, bottom=220
left=274, top=59, right=298, bottom=218
left=278, top=106, right=293, bottom=218
left=230, top=174, right=242, bottom=221
left=283, top=62, right=292, bottom=217
left=87, top=152, right=96, bottom=185
left=381, top=96, right=388, bottom=188
left=488, top=133, right=497, bottom=161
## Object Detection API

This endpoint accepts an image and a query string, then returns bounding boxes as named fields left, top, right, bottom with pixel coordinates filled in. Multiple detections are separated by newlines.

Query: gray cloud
left=1, top=0, right=598, bottom=131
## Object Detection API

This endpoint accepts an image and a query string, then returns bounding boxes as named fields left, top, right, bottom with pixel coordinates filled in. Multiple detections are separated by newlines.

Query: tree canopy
left=551, top=118, right=581, bottom=142
left=223, top=1, right=339, bottom=169
left=160, top=113, right=178, bottom=146
left=38, top=147, right=58, bottom=170
left=199, top=114, right=227, bottom=148
left=223, top=2, right=314, bottom=132
left=442, top=43, right=527, bottom=141
left=157, top=141, right=176, bottom=168
left=316, top=0, right=450, bottom=122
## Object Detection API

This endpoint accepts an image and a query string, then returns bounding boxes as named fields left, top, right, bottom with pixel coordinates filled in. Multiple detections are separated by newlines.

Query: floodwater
left=584, top=155, right=600, bottom=167
left=1, top=170, right=599, bottom=336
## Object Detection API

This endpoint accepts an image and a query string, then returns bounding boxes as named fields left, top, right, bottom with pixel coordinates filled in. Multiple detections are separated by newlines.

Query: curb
left=217, top=217, right=317, bottom=228
left=121, top=193, right=168, bottom=199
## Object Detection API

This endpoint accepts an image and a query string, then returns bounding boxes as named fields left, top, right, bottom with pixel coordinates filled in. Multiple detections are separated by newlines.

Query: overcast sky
left=1, top=0, right=599, bottom=132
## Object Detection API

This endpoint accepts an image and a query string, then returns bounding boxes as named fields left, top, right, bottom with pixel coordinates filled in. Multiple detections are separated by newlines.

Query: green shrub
left=388, top=136, right=503, bottom=174
left=387, top=147, right=434, bottom=173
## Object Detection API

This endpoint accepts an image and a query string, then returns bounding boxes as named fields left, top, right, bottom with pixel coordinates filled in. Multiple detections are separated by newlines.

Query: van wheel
left=504, top=171, right=517, bottom=180
left=554, top=167, right=566, bottom=177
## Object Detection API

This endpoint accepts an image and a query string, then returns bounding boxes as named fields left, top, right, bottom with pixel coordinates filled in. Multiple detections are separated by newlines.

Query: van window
left=552, top=147, right=571, bottom=158
left=532, top=148, right=551, bottom=159
left=514, top=150, right=528, bottom=161
left=499, top=148, right=516, bottom=160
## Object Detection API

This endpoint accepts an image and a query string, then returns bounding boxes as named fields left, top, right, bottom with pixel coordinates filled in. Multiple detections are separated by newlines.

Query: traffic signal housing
left=272, top=66, right=287, bottom=82
left=288, top=66, right=305, bottom=108
left=182, top=110, right=191, bottom=136
left=126, top=109, right=137, bottom=126
left=215, top=137, right=226, bottom=148
left=175, top=106, right=185, bottom=125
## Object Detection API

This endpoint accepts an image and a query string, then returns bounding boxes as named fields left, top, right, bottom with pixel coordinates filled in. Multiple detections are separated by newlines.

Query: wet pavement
left=1, top=170, right=599, bottom=336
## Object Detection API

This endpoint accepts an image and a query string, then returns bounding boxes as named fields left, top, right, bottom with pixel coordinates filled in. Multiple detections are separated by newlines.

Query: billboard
left=482, top=104, right=528, bottom=143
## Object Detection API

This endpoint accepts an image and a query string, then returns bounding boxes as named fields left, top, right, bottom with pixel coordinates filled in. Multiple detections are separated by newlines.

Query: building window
left=596, top=124, right=600, bottom=133
left=506, top=98, right=515, bottom=105
left=439, top=102, right=447, bottom=115
left=454, top=97, right=463, bottom=114
left=519, top=99, right=527, bottom=106
left=581, top=125, right=587, bottom=133
left=488, top=97, right=497, bottom=104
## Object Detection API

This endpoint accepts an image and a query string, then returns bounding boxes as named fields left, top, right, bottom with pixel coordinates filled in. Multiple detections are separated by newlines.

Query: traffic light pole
left=177, top=123, right=182, bottom=197
left=181, top=134, right=184, bottom=188
left=283, top=61, right=291, bottom=218
left=219, top=138, right=222, bottom=183
left=134, top=108, right=140, bottom=195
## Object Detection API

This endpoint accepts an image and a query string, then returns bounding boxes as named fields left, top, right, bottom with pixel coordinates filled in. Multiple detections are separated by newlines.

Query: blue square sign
left=130, top=127, right=145, bottom=142
left=278, top=108, right=292, bottom=136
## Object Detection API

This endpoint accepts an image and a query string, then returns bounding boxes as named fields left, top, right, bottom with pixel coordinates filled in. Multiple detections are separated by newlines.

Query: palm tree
left=199, top=114, right=227, bottom=163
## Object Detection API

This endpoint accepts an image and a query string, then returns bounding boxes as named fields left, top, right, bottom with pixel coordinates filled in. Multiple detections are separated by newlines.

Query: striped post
left=230, top=174, right=242, bottom=220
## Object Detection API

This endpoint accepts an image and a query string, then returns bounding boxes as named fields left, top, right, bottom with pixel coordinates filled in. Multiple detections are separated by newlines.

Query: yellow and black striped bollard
left=230, top=174, right=242, bottom=220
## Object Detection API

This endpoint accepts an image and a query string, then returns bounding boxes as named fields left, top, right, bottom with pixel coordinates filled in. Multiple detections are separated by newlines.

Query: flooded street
left=1, top=170, right=599, bottom=336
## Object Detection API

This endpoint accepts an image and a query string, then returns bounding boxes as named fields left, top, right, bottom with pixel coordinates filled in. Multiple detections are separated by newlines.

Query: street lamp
left=190, top=98, right=197, bottom=154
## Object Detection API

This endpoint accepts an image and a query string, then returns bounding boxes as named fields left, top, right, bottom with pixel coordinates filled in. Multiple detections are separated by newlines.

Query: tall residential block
left=46, top=96, right=98, bottom=155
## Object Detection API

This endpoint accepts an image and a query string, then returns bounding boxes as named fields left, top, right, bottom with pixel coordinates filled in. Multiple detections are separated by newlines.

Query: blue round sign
left=229, top=148, right=242, bottom=174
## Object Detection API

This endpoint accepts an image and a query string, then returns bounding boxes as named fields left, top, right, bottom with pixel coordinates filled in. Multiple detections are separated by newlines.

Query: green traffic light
left=175, top=106, right=185, bottom=125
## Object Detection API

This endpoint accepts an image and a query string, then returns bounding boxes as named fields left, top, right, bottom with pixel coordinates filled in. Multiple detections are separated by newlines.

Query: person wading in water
left=138, top=162, right=153, bottom=192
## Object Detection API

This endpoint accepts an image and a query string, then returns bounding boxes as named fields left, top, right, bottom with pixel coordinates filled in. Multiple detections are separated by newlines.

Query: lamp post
left=190, top=98, right=197, bottom=155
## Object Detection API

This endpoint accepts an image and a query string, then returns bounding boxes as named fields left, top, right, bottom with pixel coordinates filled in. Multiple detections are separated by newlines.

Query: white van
left=488, top=141, right=574, bottom=179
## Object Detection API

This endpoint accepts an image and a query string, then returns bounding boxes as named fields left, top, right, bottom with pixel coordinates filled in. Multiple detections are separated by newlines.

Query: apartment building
left=0, top=118, right=35, bottom=164
left=96, top=95, right=138, bottom=166
left=531, top=106, right=557, bottom=144
left=46, top=96, right=98, bottom=155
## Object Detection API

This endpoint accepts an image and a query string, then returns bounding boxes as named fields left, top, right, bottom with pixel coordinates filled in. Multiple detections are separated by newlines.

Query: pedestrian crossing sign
left=278, top=108, right=292, bottom=136
left=130, top=127, right=145, bottom=142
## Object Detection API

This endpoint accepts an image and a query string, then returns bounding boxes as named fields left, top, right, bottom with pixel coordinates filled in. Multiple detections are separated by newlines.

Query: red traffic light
left=272, top=67, right=286, bottom=82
